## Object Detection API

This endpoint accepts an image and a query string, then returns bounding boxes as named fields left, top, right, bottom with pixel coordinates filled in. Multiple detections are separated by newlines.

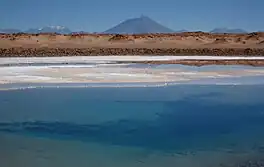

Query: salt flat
left=1, top=56, right=264, bottom=65
left=1, top=63, right=264, bottom=85
left=1, top=56, right=264, bottom=87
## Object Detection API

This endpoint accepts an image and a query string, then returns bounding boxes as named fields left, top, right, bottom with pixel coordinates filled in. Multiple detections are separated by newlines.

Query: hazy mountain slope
left=104, top=16, right=174, bottom=34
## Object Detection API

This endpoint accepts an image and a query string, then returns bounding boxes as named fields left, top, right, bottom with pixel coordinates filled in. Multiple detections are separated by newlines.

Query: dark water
left=1, top=85, right=264, bottom=167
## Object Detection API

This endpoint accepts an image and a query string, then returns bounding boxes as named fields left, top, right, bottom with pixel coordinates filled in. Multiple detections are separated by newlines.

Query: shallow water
left=1, top=85, right=264, bottom=167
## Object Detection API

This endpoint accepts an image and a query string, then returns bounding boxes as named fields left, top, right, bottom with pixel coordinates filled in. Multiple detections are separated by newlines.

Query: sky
left=0, top=0, right=263, bottom=32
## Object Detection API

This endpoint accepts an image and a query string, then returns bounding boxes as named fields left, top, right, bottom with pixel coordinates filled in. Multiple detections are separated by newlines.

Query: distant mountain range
left=210, top=28, right=248, bottom=34
left=0, top=16, right=260, bottom=34
left=0, top=28, right=21, bottom=34
left=0, top=26, right=71, bottom=34
left=24, top=26, right=71, bottom=34
left=175, top=29, right=189, bottom=33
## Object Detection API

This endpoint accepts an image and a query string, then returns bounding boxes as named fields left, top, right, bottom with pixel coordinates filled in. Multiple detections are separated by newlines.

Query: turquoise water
left=1, top=85, right=264, bottom=167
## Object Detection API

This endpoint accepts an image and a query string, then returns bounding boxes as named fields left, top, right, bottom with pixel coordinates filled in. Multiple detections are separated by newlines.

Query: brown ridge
left=0, top=48, right=264, bottom=57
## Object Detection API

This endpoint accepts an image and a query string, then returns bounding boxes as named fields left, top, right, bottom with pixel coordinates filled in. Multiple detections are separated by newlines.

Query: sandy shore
left=0, top=32, right=264, bottom=56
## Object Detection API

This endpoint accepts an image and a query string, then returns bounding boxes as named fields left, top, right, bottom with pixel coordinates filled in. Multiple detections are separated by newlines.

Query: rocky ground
left=0, top=47, right=264, bottom=57
left=0, top=32, right=264, bottom=57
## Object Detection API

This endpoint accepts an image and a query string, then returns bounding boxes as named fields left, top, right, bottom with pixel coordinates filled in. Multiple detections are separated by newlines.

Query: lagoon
left=1, top=85, right=264, bottom=167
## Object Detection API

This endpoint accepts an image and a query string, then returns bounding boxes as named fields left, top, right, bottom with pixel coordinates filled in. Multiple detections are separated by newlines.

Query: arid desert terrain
left=0, top=32, right=264, bottom=57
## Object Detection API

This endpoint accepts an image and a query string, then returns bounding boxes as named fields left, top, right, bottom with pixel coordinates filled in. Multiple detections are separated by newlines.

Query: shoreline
left=1, top=76, right=264, bottom=91
left=1, top=47, right=264, bottom=57
left=2, top=55, right=264, bottom=67
left=117, top=59, right=264, bottom=66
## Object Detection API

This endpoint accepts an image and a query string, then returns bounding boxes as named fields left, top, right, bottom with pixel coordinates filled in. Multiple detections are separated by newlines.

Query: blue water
left=1, top=85, right=264, bottom=167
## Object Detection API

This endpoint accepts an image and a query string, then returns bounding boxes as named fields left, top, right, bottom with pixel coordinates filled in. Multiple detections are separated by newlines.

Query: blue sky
left=0, top=0, right=263, bottom=32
